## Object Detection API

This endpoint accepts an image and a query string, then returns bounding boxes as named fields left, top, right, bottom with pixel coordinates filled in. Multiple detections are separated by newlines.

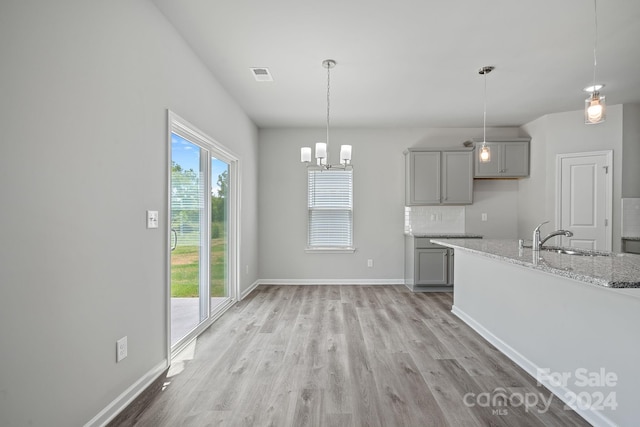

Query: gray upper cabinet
left=442, top=151, right=474, bottom=204
left=405, top=148, right=473, bottom=205
left=474, top=139, right=530, bottom=178
left=406, top=150, right=441, bottom=204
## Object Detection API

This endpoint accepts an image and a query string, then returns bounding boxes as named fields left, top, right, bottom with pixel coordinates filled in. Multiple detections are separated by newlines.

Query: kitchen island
left=431, top=239, right=640, bottom=426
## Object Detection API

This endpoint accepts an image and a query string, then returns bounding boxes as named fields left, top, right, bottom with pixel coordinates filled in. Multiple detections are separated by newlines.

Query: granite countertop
left=623, top=237, right=640, bottom=241
left=405, top=233, right=483, bottom=238
left=430, top=238, right=640, bottom=289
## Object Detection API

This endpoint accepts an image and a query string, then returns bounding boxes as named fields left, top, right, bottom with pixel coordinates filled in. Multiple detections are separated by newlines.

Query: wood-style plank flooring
left=131, top=285, right=590, bottom=426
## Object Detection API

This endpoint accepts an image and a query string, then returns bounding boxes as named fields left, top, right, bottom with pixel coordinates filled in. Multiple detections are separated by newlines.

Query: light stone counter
left=431, top=238, right=640, bottom=288
left=404, top=233, right=483, bottom=238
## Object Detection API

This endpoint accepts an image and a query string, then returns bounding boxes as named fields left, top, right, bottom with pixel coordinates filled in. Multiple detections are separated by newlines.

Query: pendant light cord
left=483, top=70, right=487, bottom=144
left=592, top=0, right=598, bottom=91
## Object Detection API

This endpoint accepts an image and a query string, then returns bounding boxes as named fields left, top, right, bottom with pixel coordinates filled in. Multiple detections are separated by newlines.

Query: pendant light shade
left=479, top=145, right=490, bottom=162
left=585, top=91, right=606, bottom=124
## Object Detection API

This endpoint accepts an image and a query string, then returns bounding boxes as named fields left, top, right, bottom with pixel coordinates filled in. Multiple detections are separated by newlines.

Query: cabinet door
left=442, top=151, right=473, bottom=204
left=407, top=151, right=441, bottom=205
left=415, top=249, right=448, bottom=285
left=474, top=142, right=502, bottom=177
left=502, top=141, right=529, bottom=177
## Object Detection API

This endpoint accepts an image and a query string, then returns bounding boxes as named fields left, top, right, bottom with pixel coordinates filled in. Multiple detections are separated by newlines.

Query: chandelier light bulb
left=315, top=142, right=327, bottom=159
left=340, top=145, right=352, bottom=164
left=301, top=147, right=312, bottom=163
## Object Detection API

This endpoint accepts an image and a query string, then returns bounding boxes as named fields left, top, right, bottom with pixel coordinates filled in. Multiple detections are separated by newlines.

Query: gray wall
left=519, top=105, right=624, bottom=251
left=622, top=103, right=640, bottom=198
left=258, top=127, right=521, bottom=282
left=0, top=1, right=258, bottom=426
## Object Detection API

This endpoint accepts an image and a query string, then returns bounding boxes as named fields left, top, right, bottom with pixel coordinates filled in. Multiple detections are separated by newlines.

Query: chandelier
left=300, top=59, right=352, bottom=169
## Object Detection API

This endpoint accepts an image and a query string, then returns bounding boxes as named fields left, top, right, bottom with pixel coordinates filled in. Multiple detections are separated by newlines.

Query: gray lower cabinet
left=416, top=248, right=451, bottom=285
left=405, top=237, right=454, bottom=291
left=622, top=239, right=640, bottom=254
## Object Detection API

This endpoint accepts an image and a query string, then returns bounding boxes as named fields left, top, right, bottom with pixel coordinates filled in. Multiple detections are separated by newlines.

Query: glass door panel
left=170, top=133, right=205, bottom=346
left=210, top=158, right=230, bottom=313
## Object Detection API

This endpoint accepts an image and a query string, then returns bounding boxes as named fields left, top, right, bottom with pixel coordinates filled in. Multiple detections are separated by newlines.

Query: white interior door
left=556, top=151, right=612, bottom=250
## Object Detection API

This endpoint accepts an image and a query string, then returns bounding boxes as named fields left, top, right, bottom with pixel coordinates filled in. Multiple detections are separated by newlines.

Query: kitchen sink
left=541, top=246, right=612, bottom=257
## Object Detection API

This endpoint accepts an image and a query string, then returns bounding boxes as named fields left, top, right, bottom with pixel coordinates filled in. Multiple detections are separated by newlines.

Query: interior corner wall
left=518, top=105, right=623, bottom=251
left=622, top=103, right=640, bottom=198
left=0, top=1, right=258, bottom=426
left=257, top=127, right=520, bottom=282
left=518, top=115, right=549, bottom=237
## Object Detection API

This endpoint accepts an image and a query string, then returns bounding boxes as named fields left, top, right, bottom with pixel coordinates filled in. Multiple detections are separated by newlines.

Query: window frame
left=305, top=168, right=355, bottom=253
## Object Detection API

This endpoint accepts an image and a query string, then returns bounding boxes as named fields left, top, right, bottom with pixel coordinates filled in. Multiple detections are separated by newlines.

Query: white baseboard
left=84, top=359, right=168, bottom=427
left=240, top=280, right=260, bottom=300
left=451, top=305, right=616, bottom=427
left=257, top=279, right=404, bottom=286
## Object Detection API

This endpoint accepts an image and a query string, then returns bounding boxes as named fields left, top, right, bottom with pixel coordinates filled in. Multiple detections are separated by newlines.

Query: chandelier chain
left=326, top=63, right=331, bottom=148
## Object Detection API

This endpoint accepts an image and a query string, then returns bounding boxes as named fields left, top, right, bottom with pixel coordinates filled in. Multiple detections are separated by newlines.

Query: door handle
left=171, top=228, right=177, bottom=251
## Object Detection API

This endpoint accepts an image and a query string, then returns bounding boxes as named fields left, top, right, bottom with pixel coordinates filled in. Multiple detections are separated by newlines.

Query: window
left=307, top=169, right=354, bottom=251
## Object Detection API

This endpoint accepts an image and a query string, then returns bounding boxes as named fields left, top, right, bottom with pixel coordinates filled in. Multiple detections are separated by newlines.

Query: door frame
left=555, top=150, right=613, bottom=250
left=166, top=110, right=241, bottom=358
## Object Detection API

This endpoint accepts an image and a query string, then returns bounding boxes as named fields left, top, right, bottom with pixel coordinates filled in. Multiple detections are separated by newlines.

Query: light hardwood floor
left=130, top=285, right=590, bottom=426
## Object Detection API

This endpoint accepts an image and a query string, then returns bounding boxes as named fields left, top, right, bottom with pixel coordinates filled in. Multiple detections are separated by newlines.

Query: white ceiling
left=151, top=0, right=640, bottom=128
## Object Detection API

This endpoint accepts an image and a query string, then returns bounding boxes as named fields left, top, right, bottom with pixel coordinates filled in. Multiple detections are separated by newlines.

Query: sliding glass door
left=169, top=112, right=237, bottom=351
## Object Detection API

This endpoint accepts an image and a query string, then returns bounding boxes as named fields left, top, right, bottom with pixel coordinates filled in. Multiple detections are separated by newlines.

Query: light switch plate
left=147, top=210, right=159, bottom=229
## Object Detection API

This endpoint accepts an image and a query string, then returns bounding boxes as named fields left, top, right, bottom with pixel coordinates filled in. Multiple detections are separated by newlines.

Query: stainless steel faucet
left=532, top=221, right=574, bottom=251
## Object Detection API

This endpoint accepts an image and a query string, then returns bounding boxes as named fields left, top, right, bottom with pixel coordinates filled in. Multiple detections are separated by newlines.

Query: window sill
left=305, top=247, right=356, bottom=254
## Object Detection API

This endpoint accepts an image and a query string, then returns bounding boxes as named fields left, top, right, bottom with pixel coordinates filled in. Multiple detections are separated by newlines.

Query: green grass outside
left=171, top=225, right=227, bottom=298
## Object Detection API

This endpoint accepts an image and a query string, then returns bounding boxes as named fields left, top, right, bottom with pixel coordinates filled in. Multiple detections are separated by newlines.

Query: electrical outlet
left=482, top=213, right=488, bottom=222
left=245, top=265, right=249, bottom=274
left=116, top=336, right=128, bottom=362
left=367, top=259, right=373, bottom=268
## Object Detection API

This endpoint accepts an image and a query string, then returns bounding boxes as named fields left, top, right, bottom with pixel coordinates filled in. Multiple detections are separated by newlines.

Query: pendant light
left=478, top=66, right=494, bottom=163
left=585, top=0, right=605, bottom=124
left=300, top=59, right=352, bottom=169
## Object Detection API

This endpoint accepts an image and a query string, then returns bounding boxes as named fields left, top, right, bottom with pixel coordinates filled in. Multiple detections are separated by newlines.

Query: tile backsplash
left=404, top=206, right=465, bottom=234
left=622, top=198, right=640, bottom=238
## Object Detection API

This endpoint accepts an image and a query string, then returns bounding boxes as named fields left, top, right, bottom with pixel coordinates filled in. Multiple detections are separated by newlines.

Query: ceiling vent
left=250, top=67, right=273, bottom=82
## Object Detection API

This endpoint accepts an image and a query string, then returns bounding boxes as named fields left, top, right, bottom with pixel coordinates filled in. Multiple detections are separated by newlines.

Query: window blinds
left=308, top=170, right=353, bottom=248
